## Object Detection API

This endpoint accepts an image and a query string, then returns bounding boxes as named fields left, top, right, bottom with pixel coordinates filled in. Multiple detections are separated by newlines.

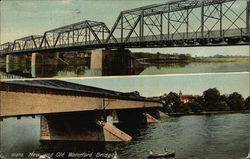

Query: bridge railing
left=110, top=28, right=249, bottom=43
left=0, top=28, right=249, bottom=54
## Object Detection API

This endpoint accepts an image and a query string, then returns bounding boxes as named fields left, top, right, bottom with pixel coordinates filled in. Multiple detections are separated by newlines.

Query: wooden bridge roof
left=1, top=80, right=159, bottom=102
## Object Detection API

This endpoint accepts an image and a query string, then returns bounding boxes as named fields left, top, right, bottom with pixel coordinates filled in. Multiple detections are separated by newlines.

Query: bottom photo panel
left=0, top=72, right=250, bottom=159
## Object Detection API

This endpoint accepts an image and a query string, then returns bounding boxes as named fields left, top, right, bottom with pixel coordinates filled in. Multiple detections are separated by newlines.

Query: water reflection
left=0, top=57, right=249, bottom=79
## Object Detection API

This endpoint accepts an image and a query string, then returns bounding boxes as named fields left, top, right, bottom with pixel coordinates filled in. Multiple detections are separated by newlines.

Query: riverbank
left=137, top=57, right=249, bottom=64
left=168, top=110, right=250, bottom=117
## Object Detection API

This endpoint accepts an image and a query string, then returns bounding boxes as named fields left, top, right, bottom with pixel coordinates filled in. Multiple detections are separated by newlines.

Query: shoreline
left=137, top=57, right=249, bottom=64
left=168, top=110, right=250, bottom=117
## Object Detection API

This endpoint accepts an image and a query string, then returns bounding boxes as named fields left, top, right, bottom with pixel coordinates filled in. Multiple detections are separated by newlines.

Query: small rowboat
left=147, top=151, right=175, bottom=159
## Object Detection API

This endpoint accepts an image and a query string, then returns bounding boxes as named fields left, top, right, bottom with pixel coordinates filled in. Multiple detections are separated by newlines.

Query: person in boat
left=164, top=148, right=169, bottom=153
left=149, top=150, right=154, bottom=155
left=113, top=151, right=118, bottom=159
left=0, top=153, right=6, bottom=159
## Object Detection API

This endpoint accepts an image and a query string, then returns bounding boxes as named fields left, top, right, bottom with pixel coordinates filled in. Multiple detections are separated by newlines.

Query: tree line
left=160, top=88, right=250, bottom=114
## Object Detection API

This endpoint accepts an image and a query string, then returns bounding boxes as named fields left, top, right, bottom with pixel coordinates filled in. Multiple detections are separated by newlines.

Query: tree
left=186, top=96, right=204, bottom=112
left=216, top=101, right=230, bottom=111
left=161, top=92, right=190, bottom=113
left=161, top=92, right=180, bottom=113
left=203, top=88, right=221, bottom=111
left=162, top=92, right=180, bottom=106
left=227, top=92, right=245, bottom=110
left=172, top=101, right=187, bottom=113
left=245, top=96, right=250, bottom=110
left=202, top=88, right=231, bottom=111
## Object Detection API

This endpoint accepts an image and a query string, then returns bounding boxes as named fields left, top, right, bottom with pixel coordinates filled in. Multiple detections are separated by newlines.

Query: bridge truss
left=106, top=0, right=250, bottom=45
left=0, top=0, right=249, bottom=55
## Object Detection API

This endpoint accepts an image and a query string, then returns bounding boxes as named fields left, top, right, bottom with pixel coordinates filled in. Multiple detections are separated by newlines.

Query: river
left=1, top=113, right=250, bottom=159
left=0, top=61, right=249, bottom=79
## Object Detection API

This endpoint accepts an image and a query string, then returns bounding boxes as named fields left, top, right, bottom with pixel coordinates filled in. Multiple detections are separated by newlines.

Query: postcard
left=0, top=0, right=249, bottom=159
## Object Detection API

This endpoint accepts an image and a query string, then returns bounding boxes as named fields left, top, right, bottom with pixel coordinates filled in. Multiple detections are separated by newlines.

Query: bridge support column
left=40, top=113, right=132, bottom=142
left=31, top=53, right=44, bottom=77
left=90, top=49, right=142, bottom=76
left=31, top=53, right=59, bottom=77
left=6, top=54, right=23, bottom=73
left=31, top=53, right=44, bottom=66
left=109, top=109, right=159, bottom=124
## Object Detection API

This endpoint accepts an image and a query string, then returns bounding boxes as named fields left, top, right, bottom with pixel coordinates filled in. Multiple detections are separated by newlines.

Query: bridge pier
left=90, top=49, right=142, bottom=76
left=40, top=112, right=132, bottom=142
left=40, top=109, right=159, bottom=142
left=6, top=54, right=25, bottom=73
left=109, top=109, right=159, bottom=124
left=31, top=52, right=59, bottom=77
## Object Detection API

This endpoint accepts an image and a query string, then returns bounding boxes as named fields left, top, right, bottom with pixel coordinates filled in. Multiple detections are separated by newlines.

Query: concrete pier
left=90, top=49, right=142, bottom=76
left=31, top=52, right=59, bottom=77
left=40, top=114, right=132, bottom=142
left=6, top=54, right=25, bottom=73
left=39, top=110, right=158, bottom=142
left=6, top=55, right=14, bottom=73
left=110, top=109, right=159, bottom=124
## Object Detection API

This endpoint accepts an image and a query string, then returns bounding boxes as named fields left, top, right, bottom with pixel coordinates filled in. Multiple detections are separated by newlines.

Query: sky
left=64, top=72, right=250, bottom=98
left=0, top=0, right=249, bottom=56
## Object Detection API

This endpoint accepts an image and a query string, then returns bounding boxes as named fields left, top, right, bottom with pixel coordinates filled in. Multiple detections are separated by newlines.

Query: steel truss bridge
left=0, top=0, right=249, bottom=55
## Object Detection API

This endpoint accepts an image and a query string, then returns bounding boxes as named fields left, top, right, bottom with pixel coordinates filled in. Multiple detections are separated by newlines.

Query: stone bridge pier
left=4, top=53, right=60, bottom=77
left=6, top=54, right=27, bottom=73
left=40, top=109, right=160, bottom=142
left=31, top=52, right=60, bottom=77
left=90, top=49, right=142, bottom=76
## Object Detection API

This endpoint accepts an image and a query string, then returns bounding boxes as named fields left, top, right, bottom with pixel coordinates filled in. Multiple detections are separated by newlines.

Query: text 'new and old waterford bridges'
left=0, top=0, right=250, bottom=55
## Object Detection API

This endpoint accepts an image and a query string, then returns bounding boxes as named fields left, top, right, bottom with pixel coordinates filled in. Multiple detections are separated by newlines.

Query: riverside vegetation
left=160, top=88, right=250, bottom=114
left=133, top=52, right=249, bottom=63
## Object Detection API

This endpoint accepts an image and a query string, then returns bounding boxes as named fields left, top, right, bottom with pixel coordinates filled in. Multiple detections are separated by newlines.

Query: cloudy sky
left=0, top=0, right=249, bottom=56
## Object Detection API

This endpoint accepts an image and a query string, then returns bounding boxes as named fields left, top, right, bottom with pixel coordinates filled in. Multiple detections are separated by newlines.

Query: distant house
left=180, top=95, right=197, bottom=103
left=148, top=93, right=198, bottom=104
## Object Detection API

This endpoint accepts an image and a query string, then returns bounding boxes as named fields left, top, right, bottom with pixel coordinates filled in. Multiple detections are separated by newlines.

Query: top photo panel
left=0, top=0, right=249, bottom=79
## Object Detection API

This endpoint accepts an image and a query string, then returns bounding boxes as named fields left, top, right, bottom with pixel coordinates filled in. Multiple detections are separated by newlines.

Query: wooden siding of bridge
left=0, top=91, right=161, bottom=117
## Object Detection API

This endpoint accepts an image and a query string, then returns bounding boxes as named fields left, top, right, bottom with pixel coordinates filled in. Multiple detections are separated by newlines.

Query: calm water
left=1, top=113, right=250, bottom=159
left=0, top=61, right=249, bottom=79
